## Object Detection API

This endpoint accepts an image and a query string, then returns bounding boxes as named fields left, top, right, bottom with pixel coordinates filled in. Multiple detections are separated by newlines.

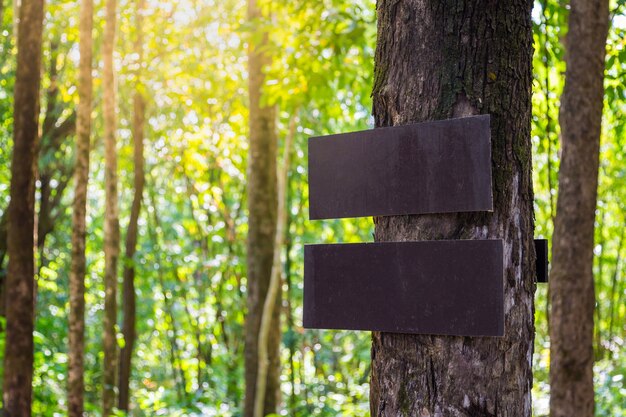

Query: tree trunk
left=118, top=0, right=145, bottom=410
left=243, top=0, right=281, bottom=415
left=253, top=111, right=297, bottom=417
left=369, top=1, right=535, bottom=416
left=549, top=0, right=609, bottom=415
left=68, top=0, right=93, bottom=414
left=3, top=0, right=44, bottom=414
left=102, top=0, right=119, bottom=413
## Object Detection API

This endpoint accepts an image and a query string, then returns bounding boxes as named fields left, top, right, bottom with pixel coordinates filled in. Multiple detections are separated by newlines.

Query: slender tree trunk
left=68, top=0, right=93, bottom=414
left=244, top=0, right=280, bottom=414
left=549, top=0, right=609, bottom=415
left=369, top=1, right=535, bottom=415
left=253, top=112, right=296, bottom=417
left=102, top=0, right=119, bottom=412
left=117, top=0, right=146, bottom=410
left=2, top=0, right=44, bottom=414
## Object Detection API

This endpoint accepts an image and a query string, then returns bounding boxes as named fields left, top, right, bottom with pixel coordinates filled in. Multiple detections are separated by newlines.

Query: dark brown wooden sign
left=308, top=114, right=493, bottom=220
left=304, top=239, right=504, bottom=336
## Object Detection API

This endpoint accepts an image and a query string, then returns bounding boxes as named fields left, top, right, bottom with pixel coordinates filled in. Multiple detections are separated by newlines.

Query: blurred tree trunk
left=118, top=0, right=146, bottom=410
left=243, top=0, right=280, bottom=415
left=253, top=111, right=296, bottom=417
left=102, top=0, right=119, bottom=413
left=2, top=0, right=44, bottom=413
left=549, top=0, right=609, bottom=415
left=68, top=0, right=93, bottom=414
left=369, top=1, right=535, bottom=415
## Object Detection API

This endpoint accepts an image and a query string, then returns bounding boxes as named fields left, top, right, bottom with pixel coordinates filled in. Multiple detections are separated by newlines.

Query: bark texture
left=68, top=0, right=93, bottom=414
left=102, top=0, right=119, bottom=413
left=549, top=0, right=609, bottom=415
left=3, top=0, right=44, bottom=414
left=370, top=1, right=535, bottom=416
left=243, top=0, right=281, bottom=414
left=118, top=0, right=146, bottom=408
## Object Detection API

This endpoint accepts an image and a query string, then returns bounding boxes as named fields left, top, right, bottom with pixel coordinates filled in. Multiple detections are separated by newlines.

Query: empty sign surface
left=304, top=239, right=504, bottom=337
left=308, top=115, right=493, bottom=219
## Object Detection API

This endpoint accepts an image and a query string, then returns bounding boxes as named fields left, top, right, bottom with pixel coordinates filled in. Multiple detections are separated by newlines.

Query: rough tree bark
left=3, top=0, right=44, bottom=414
left=369, top=1, right=535, bottom=416
left=68, top=0, right=93, bottom=414
left=243, top=0, right=281, bottom=415
left=118, top=0, right=146, bottom=409
left=549, top=0, right=609, bottom=415
left=102, top=0, right=120, bottom=413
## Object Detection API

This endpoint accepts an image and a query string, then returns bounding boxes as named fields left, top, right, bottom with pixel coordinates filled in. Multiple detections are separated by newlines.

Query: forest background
left=0, top=0, right=625, bottom=415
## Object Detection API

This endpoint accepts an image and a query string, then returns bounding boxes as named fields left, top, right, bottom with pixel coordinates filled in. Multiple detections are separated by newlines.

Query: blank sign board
left=303, top=239, right=504, bottom=337
left=308, top=115, right=493, bottom=220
